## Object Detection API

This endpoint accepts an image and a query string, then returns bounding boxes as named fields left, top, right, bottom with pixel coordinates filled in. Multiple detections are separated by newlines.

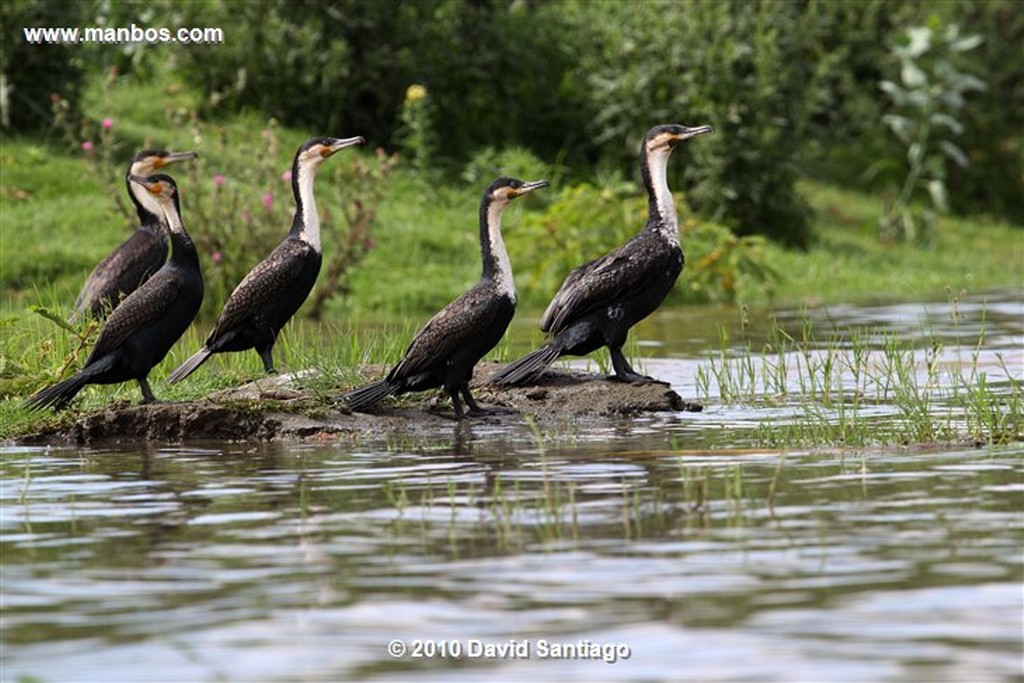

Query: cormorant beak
left=153, top=150, right=199, bottom=169
left=512, top=179, right=550, bottom=197
left=321, top=136, right=365, bottom=158
left=671, top=125, right=714, bottom=144
left=128, top=174, right=164, bottom=195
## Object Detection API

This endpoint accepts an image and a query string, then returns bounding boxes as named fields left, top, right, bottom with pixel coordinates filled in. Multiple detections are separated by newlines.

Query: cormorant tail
left=488, top=343, right=562, bottom=387
left=166, top=347, right=213, bottom=384
left=24, top=372, right=91, bottom=412
left=339, top=379, right=397, bottom=412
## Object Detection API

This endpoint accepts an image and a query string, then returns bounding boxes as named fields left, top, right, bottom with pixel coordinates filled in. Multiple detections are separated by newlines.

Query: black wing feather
left=207, top=240, right=313, bottom=342
left=85, top=270, right=182, bottom=364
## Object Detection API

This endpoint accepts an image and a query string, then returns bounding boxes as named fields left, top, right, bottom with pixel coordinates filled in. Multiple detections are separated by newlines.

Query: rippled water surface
left=3, top=293, right=1023, bottom=682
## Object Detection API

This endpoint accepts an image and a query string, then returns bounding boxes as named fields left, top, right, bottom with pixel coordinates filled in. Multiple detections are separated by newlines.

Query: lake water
left=3, top=292, right=1022, bottom=682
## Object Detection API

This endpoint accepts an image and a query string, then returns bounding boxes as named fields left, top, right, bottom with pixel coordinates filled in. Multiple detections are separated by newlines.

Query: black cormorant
left=166, top=136, right=363, bottom=383
left=26, top=174, right=203, bottom=410
left=489, top=123, right=712, bottom=387
left=71, top=149, right=198, bottom=322
left=338, top=177, right=549, bottom=418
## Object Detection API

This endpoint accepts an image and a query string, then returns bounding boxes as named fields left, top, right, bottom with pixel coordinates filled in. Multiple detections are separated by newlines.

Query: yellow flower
left=405, top=84, right=427, bottom=104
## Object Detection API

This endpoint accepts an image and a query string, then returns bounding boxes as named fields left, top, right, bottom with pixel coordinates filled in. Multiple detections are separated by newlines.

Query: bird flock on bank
left=25, top=123, right=712, bottom=419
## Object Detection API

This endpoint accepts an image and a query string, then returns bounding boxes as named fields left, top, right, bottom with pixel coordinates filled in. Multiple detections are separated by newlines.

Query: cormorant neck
left=290, top=158, right=322, bottom=252
left=126, top=174, right=164, bottom=231
left=160, top=196, right=199, bottom=268
left=641, top=144, right=679, bottom=242
left=480, top=197, right=515, bottom=301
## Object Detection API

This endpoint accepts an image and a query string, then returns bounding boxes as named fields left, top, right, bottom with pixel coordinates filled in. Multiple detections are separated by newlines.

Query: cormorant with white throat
left=166, top=136, right=364, bottom=383
left=339, top=177, right=548, bottom=419
left=489, top=123, right=712, bottom=386
left=71, top=149, right=198, bottom=322
left=26, top=174, right=203, bottom=410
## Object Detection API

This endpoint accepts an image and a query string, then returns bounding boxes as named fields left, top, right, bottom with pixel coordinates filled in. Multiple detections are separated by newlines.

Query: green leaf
left=28, top=305, right=75, bottom=333
left=907, top=142, right=924, bottom=166
left=958, top=74, right=987, bottom=92
left=939, top=91, right=965, bottom=110
left=901, top=60, right=927, bottom=88
left=930, top=112, right=964, bottom=135
left=906, top=27, right=933, bottom=58
left=926, top=180, right=949, bottom=213
left=879, top=80, right=907, bottom=106
left=939, top=140, right=970, bottom=168
left=882, top=114, right=915, bottom=143
left=950, top=34, right=983, bottom=53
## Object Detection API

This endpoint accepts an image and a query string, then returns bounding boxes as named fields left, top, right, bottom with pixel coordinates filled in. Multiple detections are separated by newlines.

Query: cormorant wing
left=540, top=242, right=650, bottom=335
left=390, top=284, right=507, bottom=380
left=208, top=240, right=313, bottom=341
left=84, top=269, right=183, bottom=364
left=75, top=231, right=165, bottom=311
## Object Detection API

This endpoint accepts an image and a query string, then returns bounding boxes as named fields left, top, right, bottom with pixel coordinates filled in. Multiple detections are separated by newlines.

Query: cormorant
left=26, top=174, right=203, bottom=410
left=166, top=136, right=364, bottom=383
left=338, top=177, right=549, bottom=418
left=489, top=123, right=712, bottom=387
left=71, top=149, right=198, bottom=322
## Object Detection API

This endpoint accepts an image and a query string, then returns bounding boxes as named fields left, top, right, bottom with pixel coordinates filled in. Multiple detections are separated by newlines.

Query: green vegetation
left=696, top=303, right=1023, bottom=447
left=877, top=23, right=986, bottom=242
left=6, top=1, right=1021, bottom=233
left=1, top=1, right=1020, bottom=446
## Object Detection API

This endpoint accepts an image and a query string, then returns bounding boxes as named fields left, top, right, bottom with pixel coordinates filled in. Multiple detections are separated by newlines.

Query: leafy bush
left=567, top=0, right=834, bottom=248
left=0, top=0, right=86, bottom=131
left=175, top=0, right=587, bottom=164
left=945, top=1, right=1023, bottom=221
left=460, top=145, right=558, bottom=192
left=799, top=1, right=1022, bottom=225
left=876, top=24, right=985, bottom=242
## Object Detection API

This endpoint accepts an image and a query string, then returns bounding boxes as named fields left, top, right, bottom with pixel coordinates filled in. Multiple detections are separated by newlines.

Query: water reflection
left=3, top=437, right=1021, bottom=682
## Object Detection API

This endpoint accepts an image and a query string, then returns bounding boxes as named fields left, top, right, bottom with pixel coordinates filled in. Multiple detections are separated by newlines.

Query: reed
left=698, top=302, right=1022, bottom=447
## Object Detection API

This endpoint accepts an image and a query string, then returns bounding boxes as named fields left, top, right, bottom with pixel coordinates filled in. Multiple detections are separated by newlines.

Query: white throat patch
left=647, top=145, right=679, bottom=242
left=295, top=158, right=322, bottom=252
left=486, top=197, right=515, bottom=301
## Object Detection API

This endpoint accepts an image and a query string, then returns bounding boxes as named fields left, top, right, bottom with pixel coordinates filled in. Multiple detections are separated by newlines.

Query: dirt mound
left=17, top=365, right=701, bottom=445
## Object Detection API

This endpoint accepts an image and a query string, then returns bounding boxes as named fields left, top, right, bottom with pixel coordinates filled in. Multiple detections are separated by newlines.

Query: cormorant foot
left=466, top=405, right=514, bottom=418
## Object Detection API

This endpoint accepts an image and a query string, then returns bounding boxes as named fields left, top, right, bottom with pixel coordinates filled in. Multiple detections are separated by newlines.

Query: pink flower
left=211, top=251, right=223, bottom=264
left=81, top=141, right=94, bottom=151
left=240, top=211, right=252, bottom=223
left=281, top=169, right=292, bottom=182
left=212, top=174, right=226, bottom=187
left=261, top=192, right=274, bottom=211
left=101, top=118, right=114, bottom=129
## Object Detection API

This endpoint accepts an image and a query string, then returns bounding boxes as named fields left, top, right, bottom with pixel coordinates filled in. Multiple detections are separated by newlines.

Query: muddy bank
left=18, top=364, right=700, bottom=445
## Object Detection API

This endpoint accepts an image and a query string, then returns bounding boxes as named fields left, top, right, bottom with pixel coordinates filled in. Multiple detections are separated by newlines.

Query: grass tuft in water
left=698, top=300, right=1023, bottom=448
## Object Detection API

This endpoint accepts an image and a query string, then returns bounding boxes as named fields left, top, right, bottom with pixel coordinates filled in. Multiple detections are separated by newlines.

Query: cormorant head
left=294, top=136, right=365, bottom=172
left=645, top=123, right=714, bottom=155
left=129, top=149, right=198, bottom=177
left=485, top=177, right=550, bottom=209
left=128, top=173, right=179, bottom=205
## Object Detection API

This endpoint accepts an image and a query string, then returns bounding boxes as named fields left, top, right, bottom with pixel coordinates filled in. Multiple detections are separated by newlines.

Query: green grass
left=2, top=75, right=1021, bottom=441
left=695, top=309, right=1023, bottom=447
left=766, top=183, right=1024, bottom=306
